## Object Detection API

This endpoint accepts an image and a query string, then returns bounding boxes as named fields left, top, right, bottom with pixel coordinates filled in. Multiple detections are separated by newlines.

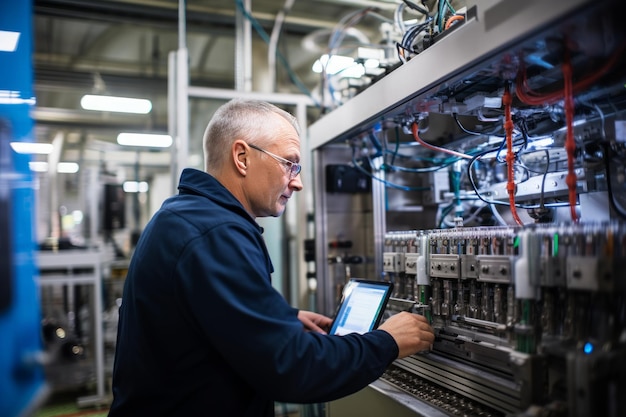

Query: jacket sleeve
left=175, top=220, right=399, bottom=403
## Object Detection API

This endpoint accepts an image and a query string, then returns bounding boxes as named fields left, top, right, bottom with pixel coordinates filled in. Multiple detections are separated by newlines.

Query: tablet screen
left=329, top=279, right=394, bottom=336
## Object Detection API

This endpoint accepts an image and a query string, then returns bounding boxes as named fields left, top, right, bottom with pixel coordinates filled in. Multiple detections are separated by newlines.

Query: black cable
left=402, top=0, right=429, bottom=15
left=603, top=143, right=626, bottom=219
left=351, top=146, right=430, bottom=191
left=397, top=18, right=432, bottom=57
left=452, top=112, right=503, bottom=137
left=391, top=126, right=401, bottom=166
left=517, top=118, right=531, bottom=153
left=467, top=146, right=571, bottom=209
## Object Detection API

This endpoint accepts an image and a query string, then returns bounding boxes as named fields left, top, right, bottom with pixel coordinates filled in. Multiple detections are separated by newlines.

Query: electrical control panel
left=310, top=0, right=625, bottom=415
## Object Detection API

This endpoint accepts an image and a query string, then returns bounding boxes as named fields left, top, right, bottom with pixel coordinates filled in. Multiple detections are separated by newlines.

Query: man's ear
left=233, top=140, right=248, bottom=175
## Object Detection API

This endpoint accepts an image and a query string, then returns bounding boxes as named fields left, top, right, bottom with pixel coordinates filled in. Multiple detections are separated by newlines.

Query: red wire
left=503, top=85, right=524, bottom=226
left=445, top=15, right=464, bottom=30
left=411, top=123, right=473, bottom=160
left=515, top=42, right=625, bottom=106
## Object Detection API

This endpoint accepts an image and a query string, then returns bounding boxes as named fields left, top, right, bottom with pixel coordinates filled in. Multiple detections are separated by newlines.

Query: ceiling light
left=10, top=142, right=54, bottom=154
left=57, top=162, right=79, bottom=173
left=29, top=161, right=48, bottom=172
left=312, top=54, right=365, bottom=79
left=339, top=65, right=365, bottom=79
left=363, top=58, right=380, bottom=69
left=0, top=30, right=20, bottom=52
left=28, top=162, right=80, bottom=173
left=80, top=94, right=152, bottom=114
left=117, top=133, right=172, bottom=148
left=123, top=181, right=149, bottom=193
left=312, top=54, right=356, bottom=75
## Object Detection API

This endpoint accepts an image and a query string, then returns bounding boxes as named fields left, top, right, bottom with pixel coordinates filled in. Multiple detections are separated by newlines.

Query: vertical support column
left=167, top=51, right=178, bottom=195
left=371, top=156, right=386, bottom=279
left=235, top=0, right=253, bottom=92
left=93, top=261, right=104, bottom=401
left=169, top=0, right=189, bottom=192
left=293, top=102, right=310, bottom=309
left=47, top=131, right=63, bottom=240
left=175, top=47, right=189, bottom=183
left=75, top=255, right=105, bottom=407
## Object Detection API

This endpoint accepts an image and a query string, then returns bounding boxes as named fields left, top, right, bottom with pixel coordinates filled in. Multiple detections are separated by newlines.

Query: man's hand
left=378, top=312, right=435, bottom=358
left=298, top=310, right=333, bottom=334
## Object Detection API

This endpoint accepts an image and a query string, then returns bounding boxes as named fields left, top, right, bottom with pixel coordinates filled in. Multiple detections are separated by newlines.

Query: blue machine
left=0, top=1, right=48, bottom=416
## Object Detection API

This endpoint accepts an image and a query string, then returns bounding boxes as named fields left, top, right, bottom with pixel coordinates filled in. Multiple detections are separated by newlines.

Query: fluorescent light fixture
left=339, top=64, right=365, bottom=79
left=29, top=161, right=48, bottom=172
left=28, top=162, right=79, bottom=173
left=10, top=142, right=54, bottom=154
left=0, top=30, right=20, bottom=52
left=123, top=181, right=149, bottom=193
left=312, top=54, right=355, bottom=75
left=57, top=162, right=79, bottom=173
left=363, top=58, right=380, bottom=69
left=80, top=94, right=152, bottom=114
left=312, top=54, right=365, bottom=79
left=117, top=132, right=172, bottom=148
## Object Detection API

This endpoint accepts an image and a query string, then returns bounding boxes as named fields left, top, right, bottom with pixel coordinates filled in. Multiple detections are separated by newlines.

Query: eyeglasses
left=248, top=143, right=302, bottom=180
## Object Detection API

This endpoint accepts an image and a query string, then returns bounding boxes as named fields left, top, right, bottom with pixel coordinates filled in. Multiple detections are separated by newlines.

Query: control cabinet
left=309, top=0, right=626, bottom=416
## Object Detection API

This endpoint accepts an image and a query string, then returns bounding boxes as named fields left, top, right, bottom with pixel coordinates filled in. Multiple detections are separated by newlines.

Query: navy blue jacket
left=108, top=168, right=398, bottom=417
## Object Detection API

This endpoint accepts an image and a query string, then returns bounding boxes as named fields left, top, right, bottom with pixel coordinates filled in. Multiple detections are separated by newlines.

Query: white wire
left=394, top=2, right=407, bottom=33
left=490, top=203, right=508, bottom=226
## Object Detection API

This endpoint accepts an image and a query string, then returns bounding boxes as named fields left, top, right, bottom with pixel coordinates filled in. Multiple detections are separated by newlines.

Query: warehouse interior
left=31, top=0, right=397, bottom=248
left=2, top=0, right=625, bottom=416
left=31, top=0, right=399, bottom=188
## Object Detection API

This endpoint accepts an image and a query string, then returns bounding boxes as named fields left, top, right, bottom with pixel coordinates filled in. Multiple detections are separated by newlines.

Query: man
left=108, top=99, right=434, bottom=417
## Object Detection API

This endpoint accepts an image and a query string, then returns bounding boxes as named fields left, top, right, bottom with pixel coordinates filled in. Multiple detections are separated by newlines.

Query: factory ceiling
left=31, top=0, right=401, bottom=181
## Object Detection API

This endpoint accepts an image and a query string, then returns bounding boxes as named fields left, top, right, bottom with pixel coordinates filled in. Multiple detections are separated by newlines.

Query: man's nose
left=289, top=174, right=303, bottom=191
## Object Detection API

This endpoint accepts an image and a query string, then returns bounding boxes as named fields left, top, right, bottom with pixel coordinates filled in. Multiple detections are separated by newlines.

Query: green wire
left=553, top=233, right=559, bottom=256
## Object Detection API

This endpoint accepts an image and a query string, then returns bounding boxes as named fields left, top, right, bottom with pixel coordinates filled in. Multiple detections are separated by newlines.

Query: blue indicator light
left=583, top=342, right=594, bottom=354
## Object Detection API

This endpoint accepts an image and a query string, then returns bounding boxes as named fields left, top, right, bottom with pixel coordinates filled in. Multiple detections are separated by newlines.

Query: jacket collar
left=177, top=168, right=263, bottom=233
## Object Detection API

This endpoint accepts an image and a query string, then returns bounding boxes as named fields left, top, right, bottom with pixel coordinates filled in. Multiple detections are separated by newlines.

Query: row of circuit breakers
left=379, top=222, right=625, bottom=417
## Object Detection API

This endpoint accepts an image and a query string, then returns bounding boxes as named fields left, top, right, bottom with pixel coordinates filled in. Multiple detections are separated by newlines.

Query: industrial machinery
left=309, top=0, right=626, bottom=416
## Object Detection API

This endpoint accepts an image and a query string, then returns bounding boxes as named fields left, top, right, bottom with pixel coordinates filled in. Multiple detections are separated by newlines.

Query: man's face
left=246, top=114, right=303, bottom=218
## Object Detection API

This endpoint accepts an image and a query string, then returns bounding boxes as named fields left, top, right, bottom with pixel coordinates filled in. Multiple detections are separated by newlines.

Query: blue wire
left=351, top=152, right=431, bottom=192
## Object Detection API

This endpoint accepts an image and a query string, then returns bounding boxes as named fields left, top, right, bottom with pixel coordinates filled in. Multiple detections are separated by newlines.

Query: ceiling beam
left=33, top=0, right=346, bottom=35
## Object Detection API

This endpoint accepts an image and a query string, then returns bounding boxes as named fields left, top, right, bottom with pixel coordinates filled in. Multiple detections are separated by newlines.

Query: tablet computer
left=329, top=279, right=394, bottom=336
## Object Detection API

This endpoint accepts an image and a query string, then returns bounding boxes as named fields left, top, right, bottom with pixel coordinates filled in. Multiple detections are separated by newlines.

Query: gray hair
left=203, top=98, right=300, bottom=173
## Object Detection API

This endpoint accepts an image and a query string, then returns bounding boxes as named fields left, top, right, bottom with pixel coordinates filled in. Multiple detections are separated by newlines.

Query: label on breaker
left=461, top=254, right=478, bottom=279
left=566, top=256, right=612, bottom=291
left=405, top=253, right=429, bottom=285
left=429, top=254, right=461, bottom=279
left=476, top=255, right=514, bottom=283
left=383, top=252, right=405, bottom=273
left=405, top=253, right=419, bottom=274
